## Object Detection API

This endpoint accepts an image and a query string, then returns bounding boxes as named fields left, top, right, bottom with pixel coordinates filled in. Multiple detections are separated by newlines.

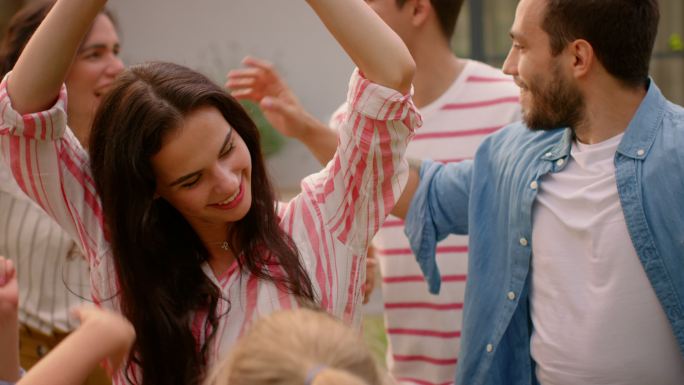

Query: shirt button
left=530, top=181, right=538, bottom=190
left=637, top=149, right=645, bottom=156
left=519, top=237, right=528, bottom=246
left=486, top=344, right=494, bottom=353
left=556, top=158, right=565, bottom=167
left=507, top=291, right=516, bottom=300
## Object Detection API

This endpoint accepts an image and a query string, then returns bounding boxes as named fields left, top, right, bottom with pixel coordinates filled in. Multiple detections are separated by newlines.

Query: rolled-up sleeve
left=405, top=159, right=472, bottom=294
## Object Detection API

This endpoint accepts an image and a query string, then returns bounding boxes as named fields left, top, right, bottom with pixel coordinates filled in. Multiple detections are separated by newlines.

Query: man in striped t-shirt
left=227, top=1, right=519, bottom=384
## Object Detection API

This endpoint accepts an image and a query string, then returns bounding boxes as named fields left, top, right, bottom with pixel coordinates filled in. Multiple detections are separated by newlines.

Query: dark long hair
left=89, top=62, right=315, bottom=385
left=0, top=0, right=118, bottom=77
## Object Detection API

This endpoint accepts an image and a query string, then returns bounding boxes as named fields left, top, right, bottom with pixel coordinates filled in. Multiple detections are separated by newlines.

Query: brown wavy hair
left=89, top=61, right=315, bottom=385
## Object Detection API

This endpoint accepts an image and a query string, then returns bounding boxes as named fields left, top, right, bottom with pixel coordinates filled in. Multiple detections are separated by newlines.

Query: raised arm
left=7, top=0, right=107, bottom=114
left=306, top=0, right=414, bottom=94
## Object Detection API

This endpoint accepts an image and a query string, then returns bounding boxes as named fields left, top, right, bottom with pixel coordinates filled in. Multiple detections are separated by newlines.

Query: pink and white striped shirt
left=0, top=69, right=420, bottom=384
left=332, top=61, right=520, bottom=385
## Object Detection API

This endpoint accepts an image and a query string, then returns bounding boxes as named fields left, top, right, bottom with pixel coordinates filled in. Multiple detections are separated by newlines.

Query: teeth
left=218, top=187, right=240, bottom=205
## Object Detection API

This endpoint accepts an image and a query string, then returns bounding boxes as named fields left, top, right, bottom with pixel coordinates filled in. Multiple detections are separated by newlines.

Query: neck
left=67, top=112, right=92, bottom=147
left=193, top=222, right=237, bottom=277
left=574, top=78, right=647, bottom=144
left=410, top=40, right=465, bottom=108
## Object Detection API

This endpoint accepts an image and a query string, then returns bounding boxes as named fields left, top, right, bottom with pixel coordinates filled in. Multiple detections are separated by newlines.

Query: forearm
left=391, top=158, right=421, bottom=219
left=17, top=321, right=116, bottom=385
left=306, top=0, right=414, bottom=94
left=8, top=0, right=107, bottom=114
left=0, top=309, right=20, bottom=383
left=294, top=117, right=338, bottom=166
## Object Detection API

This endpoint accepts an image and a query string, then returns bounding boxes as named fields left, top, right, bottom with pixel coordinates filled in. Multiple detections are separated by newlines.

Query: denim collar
left=617, top=79, right=666, bottom=160
left=540, top=79, right=666, bottom=163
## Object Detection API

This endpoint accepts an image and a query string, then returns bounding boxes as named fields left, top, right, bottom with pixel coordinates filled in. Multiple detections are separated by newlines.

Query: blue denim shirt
left=405, top=81, right=684, bottom=385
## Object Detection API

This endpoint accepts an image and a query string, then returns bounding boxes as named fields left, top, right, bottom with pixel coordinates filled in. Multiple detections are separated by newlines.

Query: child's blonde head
left=206, top=308, right=384, bottom=385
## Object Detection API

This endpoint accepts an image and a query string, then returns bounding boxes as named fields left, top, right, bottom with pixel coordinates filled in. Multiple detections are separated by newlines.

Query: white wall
left=109, top=0, right=355, bottom=193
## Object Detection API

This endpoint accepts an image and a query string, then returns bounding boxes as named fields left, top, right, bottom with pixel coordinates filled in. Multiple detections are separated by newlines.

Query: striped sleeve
left=307, top=68, right=418, bottom=254
left=0, top=74, right=107, bottom=274
left=278, top=70, right=420, bottom=322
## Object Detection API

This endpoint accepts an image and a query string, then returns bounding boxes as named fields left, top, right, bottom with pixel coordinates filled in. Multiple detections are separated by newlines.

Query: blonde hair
left=205, top=308, right=385, bottom=385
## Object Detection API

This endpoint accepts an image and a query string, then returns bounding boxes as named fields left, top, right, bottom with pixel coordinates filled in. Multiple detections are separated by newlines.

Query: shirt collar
left=616, top=79, right=666, bottom=160
left=541, top=78, right=666, bottom=162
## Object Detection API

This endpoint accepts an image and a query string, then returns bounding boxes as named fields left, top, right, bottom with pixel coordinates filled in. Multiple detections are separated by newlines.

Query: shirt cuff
left=345, top=68, right=416, bottom=123
left=405, top=160, right=443, bottom=294
left=0, top=72, right=68, bottom=140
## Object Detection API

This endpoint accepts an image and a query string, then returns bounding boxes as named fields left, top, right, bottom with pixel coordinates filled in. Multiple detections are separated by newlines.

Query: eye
left=219, top=141, right=236, bottom=158
left=181, top=176, right=201, bottom=189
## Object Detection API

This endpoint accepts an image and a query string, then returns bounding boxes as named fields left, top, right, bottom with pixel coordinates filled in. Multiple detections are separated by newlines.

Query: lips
left=94, top=83, right=113, bottom=98
left=210, top=181, right=244, bottom=210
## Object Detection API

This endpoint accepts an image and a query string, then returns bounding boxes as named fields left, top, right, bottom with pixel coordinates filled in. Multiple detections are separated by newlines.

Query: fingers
left=0, top=257, right=15, bottom=286
left=226, top=67, right=262, bottom=80
left=225, top=77, right=256, bottom=90
left=241, top=56, right=274, bottom=71
left=362, top=248, right=378, bottom=304
left=69, top=304, right=98, bottom=323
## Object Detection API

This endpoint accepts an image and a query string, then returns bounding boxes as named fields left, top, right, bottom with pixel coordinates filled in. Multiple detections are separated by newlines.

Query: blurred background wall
left=3, top=0, right=682, bottom=195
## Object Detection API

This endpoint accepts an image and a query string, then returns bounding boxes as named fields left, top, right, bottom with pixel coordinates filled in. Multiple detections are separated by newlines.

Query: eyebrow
left=78, top=42, right=120, bottom=53
left=509, top=30, right=526, bottom=42
left=168, top=128, right=233, bottom=187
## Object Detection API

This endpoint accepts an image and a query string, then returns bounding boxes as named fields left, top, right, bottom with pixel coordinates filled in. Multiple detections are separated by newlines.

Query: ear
left=567, top=39, right=594, bottom=79
left=410, top=0, right=431, bottom=27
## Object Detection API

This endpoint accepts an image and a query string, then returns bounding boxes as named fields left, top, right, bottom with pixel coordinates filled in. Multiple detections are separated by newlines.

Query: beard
left=521, top=63, right=585, bottom=131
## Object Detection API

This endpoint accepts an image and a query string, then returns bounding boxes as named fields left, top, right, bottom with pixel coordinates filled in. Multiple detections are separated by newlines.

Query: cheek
left=163, top=189, right=207, bottom=214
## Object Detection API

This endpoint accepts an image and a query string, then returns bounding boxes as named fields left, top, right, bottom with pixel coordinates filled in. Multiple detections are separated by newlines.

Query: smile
left=211, top=181, right=244, bottom=210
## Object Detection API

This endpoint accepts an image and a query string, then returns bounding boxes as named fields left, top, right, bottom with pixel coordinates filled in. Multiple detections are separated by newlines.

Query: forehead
left=152, top=106, right=232, bottom=181
left=83, top=13, right=119, bottom=45
left=511, top=0, right=548, bottom=41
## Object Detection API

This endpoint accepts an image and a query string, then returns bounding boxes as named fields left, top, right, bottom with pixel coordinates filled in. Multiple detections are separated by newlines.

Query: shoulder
left=478, top=122, right=565, bottom=161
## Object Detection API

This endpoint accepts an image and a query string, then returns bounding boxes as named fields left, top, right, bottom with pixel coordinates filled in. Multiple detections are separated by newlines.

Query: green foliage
left=239, top=100, right=285, bottom=157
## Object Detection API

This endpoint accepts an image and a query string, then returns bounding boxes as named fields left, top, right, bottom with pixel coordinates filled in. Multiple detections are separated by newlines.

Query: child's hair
left=205, top=308, right=385, bottom=385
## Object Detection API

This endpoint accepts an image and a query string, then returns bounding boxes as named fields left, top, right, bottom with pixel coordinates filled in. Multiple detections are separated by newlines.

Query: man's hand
left=363, top=247, right=378, bottom=304
left=0, top=257, right=18, bottom=315
left=226, top=56, right=338, bottom=165
left=226, top=56, right=315, bottom=139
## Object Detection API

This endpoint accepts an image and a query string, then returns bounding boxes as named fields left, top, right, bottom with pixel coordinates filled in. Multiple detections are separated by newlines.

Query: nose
left=105, top=55, right=125, bottom=77
left=502, top=47, right=517, bottom=76
left=212, top=164, right=240, bottom=195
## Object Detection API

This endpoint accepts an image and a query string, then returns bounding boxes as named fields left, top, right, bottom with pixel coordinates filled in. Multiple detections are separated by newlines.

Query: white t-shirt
left=531, top=133, right=684, bottom=385
left=332, top=60, right=521, bottom=385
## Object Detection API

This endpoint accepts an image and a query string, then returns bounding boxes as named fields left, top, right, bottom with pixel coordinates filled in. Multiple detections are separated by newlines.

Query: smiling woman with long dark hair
left=0, top=0, right=417, bottom=384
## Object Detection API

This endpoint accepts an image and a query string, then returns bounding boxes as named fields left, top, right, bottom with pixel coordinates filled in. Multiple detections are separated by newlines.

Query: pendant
left=220, top=241, right=230, bottom=251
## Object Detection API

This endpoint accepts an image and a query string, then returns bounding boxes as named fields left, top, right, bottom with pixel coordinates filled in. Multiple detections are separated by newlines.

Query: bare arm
left=7, top=0, right=107, bottom=114
left=18, top=306, right=135, bottom=385
left=391, top=158, right=421, bottom=219
left=306, top=0, right=414, bottom=94
left=0, top=257, right=20, bottom=383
